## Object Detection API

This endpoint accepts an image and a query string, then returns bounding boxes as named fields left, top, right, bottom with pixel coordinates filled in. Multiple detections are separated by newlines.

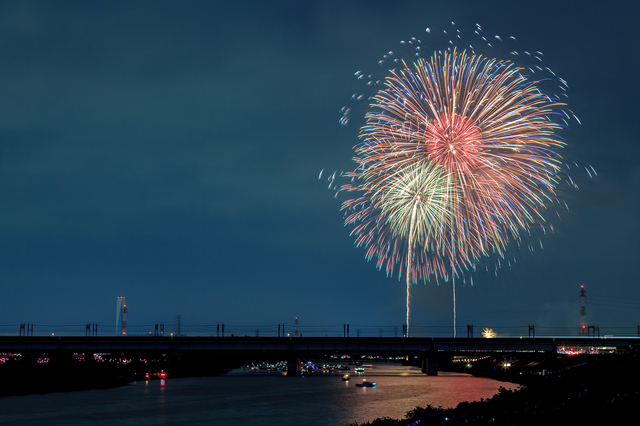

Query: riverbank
left=0, top=353, right=239, bottom=397
left=349, top=353, right=640, bottom=425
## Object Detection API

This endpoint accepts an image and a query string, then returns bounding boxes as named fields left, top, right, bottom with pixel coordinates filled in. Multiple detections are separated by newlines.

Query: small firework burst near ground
left=339, top=26, right=574, bottom=334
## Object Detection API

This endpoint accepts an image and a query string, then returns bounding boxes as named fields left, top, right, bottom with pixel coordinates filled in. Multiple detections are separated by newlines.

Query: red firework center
left=424, top=114, right=483, bottom=174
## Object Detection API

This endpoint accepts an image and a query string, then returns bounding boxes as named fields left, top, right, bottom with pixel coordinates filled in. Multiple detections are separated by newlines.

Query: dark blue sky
left=0, top=1, right=638, bottom=337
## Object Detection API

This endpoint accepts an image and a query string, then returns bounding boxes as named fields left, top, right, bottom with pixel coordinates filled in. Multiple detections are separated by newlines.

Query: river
left=0, top=363, right=517, bottom=425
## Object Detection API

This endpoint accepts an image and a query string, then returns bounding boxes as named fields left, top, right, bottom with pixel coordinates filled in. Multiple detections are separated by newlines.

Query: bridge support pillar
left=421, top=355, right=438, bottom=376
left=287, top=355, right=300, bottom=376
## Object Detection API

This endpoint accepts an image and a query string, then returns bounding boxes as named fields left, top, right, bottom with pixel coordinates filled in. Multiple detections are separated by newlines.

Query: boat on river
left=356, top=380, right=376, bottom=387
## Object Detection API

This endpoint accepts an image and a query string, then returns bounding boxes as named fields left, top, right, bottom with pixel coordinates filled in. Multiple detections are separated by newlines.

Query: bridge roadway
left=0, top=335, right=634, bottom=356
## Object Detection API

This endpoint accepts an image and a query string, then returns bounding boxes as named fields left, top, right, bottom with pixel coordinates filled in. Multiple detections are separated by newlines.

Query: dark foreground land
left=351, top=352, right=640, bottom=426
left=2, top=351, right=639, bottom=426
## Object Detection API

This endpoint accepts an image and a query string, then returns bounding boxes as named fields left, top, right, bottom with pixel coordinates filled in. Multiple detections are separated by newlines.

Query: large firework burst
left=342, top=48, right=566, bottom=334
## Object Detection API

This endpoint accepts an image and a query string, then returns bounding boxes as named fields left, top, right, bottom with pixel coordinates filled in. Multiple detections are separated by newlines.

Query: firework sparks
left=482, top=328, right=497, bottom=338
left=342, top=162, right=456, bottom=329
left=342, top=47, right=567, bottom=334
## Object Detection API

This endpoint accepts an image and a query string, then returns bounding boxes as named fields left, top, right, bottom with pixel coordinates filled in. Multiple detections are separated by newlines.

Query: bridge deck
left=0, top=336, right=633, bottom=356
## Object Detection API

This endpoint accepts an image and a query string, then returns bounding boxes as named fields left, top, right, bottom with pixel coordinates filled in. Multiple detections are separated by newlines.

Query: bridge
left=1, top=335, right=635, bottom=375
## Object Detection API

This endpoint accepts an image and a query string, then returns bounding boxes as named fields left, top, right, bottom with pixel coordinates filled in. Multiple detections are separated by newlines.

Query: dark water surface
left=0, top=363, right=517, bottom=425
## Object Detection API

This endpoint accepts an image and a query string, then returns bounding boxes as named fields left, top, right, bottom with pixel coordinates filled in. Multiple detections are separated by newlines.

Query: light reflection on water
left=0, top=363, right=517, bottom=426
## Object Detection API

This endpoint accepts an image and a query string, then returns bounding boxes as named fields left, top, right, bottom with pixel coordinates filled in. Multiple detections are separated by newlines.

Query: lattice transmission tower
left=579, top=285, right=587, bottom=336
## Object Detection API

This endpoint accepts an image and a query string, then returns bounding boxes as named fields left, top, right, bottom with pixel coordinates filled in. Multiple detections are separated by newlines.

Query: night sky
left=1, top=1, right=638, bottom=337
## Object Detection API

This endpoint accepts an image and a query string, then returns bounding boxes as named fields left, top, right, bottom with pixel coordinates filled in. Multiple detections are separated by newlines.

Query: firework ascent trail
left=340, top=43, right=568, bottom=335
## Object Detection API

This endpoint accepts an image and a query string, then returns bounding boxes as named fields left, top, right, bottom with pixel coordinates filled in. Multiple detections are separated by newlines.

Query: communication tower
left=294, top=317, right=299, bottom=337
left=579, top=285, right=587, bottom=336
left=116, top=296, right=128, bottom=336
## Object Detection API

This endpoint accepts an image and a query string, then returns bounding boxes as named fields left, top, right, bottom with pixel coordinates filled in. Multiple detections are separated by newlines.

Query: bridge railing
left=1, top=323, right=639, bottom=338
